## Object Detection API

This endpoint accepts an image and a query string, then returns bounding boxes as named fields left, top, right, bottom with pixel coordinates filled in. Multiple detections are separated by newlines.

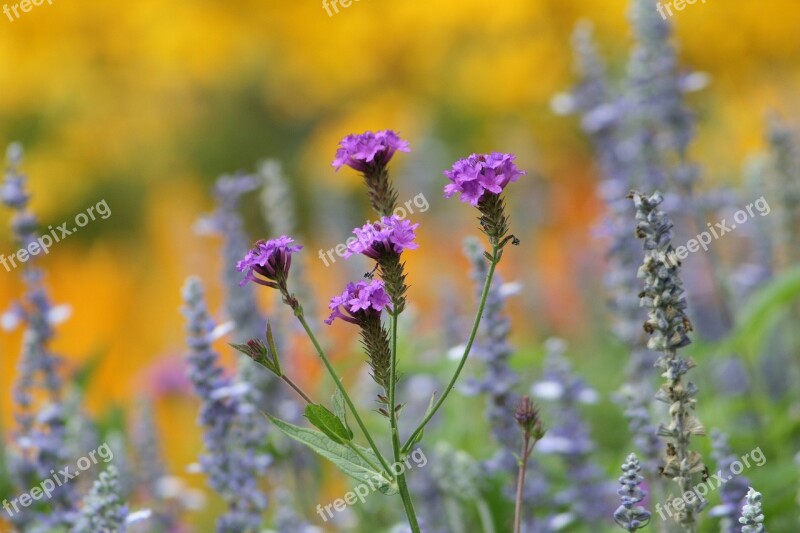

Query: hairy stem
left=514, top=435, right=532, bottom=533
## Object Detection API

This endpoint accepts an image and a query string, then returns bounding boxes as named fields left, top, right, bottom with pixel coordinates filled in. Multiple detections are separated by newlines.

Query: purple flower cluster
left=325, top=280, right=391, bottom=325
left=237, top=236, right=302, bottom=288
left=444, top=152, right=525, bottom=205
left=332, top=130, right=410, bottom=173
left=343, top=215, right=419, bottom=260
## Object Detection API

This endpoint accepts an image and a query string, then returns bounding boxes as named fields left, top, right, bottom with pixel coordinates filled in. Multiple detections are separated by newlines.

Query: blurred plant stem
left=403, top=244, right=501, bottom=449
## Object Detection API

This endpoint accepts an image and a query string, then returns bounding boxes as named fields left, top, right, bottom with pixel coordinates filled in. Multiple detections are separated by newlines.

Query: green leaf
left=267, top=415, right=395, bottom=493
left=332, top=389, right=352, bottom=438
left=304, top=404, right=353, bottom=444
left=720, top=265, right=800, bottom=359
left=265, top=322, right=282, bottom=375
left=402, top=393, right=436, bottom=455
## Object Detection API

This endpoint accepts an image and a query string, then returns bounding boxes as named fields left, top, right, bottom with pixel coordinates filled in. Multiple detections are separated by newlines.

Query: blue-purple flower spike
left=183, top=277, right=270, bottom=533
left=3, top=143, right=78, bottom=530
left=613, top=454, right=651, bottom=532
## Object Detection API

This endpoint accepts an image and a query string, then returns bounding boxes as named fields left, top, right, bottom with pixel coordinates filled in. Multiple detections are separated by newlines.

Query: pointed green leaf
left=331, top=389, right=353, bottom=439
left=267, top=415, right=395, bottom=493
left=304, top=404, right=353, bottom=444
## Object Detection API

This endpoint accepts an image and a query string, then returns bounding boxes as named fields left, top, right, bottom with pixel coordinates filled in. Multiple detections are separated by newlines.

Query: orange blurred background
left=1, top=0, right=799, bottom=528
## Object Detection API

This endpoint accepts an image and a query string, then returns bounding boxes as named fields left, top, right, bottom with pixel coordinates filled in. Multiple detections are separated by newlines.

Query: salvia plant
left=738, top=487, right=766, bottom=533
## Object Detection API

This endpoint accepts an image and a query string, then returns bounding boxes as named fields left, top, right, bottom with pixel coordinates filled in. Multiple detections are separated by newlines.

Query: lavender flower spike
left=72, top=466, right=129, bottom=533
left=613, top=454, right=651, bottom=532
left=333, top=129, right=410, bottom=216
left=709, top=429, right=751, bottom=533
left=631, top=190, right=707, bottom=530
left=738, top=487, right=766, bottom=533
left=183, top=277, right=269, bottom=533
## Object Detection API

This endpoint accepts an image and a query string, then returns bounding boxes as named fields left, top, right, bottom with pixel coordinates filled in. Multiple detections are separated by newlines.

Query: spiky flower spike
left=614, top=454, right=651, bottom=532
left=738, top=487, right=765, bottom=533
left=72, top=466, right=129, bottom=532
left=630, top=190, right=706, bottom=530
left=325, top=280, right=393, bottom=396
left=333, top=130, right=410, bottom=217
left=709, top=429, right=751, bottom=533
left=3, top=143, right=78, bottom=529
left=183, top=277, right=269, bottom=533
left=444, top=152, right=524, bottom=251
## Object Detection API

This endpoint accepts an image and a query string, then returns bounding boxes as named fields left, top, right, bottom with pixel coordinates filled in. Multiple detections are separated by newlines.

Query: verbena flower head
left=236, top=236, right=302, bottom=288
left=443, top=152, right=525, bottom=206
left=332, top=130, right=410, bottom=173
left=343, top=215, right=419, bottom=260
left=325, top=280, right=391, bottom=325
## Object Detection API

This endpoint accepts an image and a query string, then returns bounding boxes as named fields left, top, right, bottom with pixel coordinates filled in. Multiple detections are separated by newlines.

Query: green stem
left=403, top=245, right=500, bottom=450
left=476, top=498, right=495, bottom=533
left=279, top=375, right=314, bottom=404
left=390, top=312, right=421, bottom=532
left=295, top=312, right=394, bottom=479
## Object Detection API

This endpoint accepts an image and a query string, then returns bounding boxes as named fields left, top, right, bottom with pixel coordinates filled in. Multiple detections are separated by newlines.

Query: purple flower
left=236, top=236, right=302, bottom=288
left=332, top=130, right=410, bottom=173
left=325, top=280, right=391, bottom=325
left=444, top=152, right=525, bottom=206
left=343, top=215, right=419, bottom=260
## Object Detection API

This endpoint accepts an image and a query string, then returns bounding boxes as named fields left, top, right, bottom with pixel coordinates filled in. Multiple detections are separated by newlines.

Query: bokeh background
left=1, top=0, right=799, bottom=530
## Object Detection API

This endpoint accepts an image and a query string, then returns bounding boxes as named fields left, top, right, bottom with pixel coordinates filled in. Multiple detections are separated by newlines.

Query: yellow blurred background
left=1, top=0, right=799, bottom=528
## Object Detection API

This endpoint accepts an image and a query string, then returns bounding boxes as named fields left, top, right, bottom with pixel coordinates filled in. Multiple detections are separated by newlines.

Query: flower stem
left=389, top=312, right=421, bottom=532
left=279, top=375, right=314, bottom=404
left=514, top=434, right=532, bottom=533
left=403, top=245, right=500, bottom=450
left=295, top=312, right=394, bottom=479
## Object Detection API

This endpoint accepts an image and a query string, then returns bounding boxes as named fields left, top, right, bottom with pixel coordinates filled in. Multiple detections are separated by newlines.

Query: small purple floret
left=237, top=236, right=302, bottom=288
left=332, top=130, right=410, bottom=173
left=343, top=215, right=419, bottom=260
left=325, top=280, right=391, bottom=325
left=443, top=152, right=525, bottom=205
